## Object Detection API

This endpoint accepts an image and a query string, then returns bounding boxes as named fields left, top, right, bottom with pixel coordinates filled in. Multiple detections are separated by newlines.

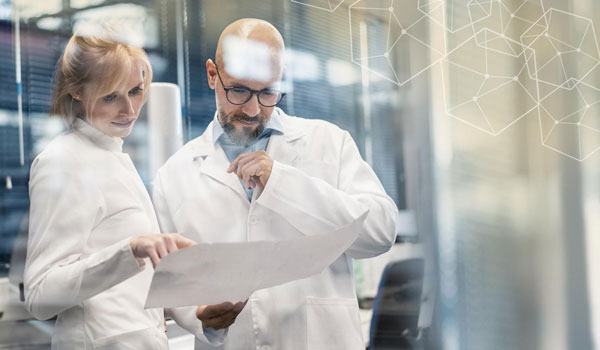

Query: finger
left=207, top=310, right=239, bottom=330
left=210, top=314, right=234, bottom=330
left=156, top=241, right=169, bottom=259
left=228, top=152, right=253, bottom=173
left=214, top=319, right=233, bottom=330
left=218, top=308, right=239, bottom=320
left=239, top=161, right=259, bottom=184
left=220, top=310, right=241, bottom=328
left=164, top=235, right=178, bottom=253
left=225, top=309, right=241, bottom=323
left=202, top=302, right=234, bottom=319
left=248, top=178, right=257, bottom=189
left=257, top=159, right=273, bottom=185
left=174, top=234, right=196, bottom=249
left=227, top=153, right=242, bottom=173
left=239, top=162, right=254, bottom=187
left=207, top=319, right=227, bottom=330
left=148, top=249, right=160, bottom=269
left=227, top=312, right=240, bottom=326
left=227, top=156, right=240, bottom=173
left=256, top=169, right=267, bottom=188
left=242, top=164, right=262, bottom=189
left=195, top=305, right=206, bottom=319
left=217, top=304, right=243, bottom=328
left=236, top=162, right=255, bottom=188
left=234, top=152, right=259, bottom=177
left=233, top=301, right=245, bottom=313
left=236, top=156, right=254, bottom=180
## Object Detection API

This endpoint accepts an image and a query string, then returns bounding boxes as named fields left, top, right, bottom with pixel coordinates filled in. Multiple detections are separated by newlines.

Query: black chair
left=369, top=258, right=426, bottom=350
left=9, top=211, right=29, bottom=303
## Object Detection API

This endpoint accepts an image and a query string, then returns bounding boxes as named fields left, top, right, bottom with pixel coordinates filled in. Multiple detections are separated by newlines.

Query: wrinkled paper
left=145, top=213, right=366, bottom=308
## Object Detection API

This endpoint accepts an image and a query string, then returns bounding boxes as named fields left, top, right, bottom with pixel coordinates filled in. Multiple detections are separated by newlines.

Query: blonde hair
left=50, top=34, right=153, bottom=127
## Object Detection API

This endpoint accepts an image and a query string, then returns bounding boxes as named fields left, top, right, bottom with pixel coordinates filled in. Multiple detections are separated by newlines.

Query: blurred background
left=1, top=0, right=600, bottom=349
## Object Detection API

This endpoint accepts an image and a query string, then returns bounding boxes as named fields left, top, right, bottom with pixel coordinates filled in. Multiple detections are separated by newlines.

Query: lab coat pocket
left=93, top=327, right=167, bottom=350
left=306, top=297, right=363, bottom=350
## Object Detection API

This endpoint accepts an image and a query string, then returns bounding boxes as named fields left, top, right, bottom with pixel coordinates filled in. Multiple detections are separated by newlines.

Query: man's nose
left=241, top=94, right=260, bottom=117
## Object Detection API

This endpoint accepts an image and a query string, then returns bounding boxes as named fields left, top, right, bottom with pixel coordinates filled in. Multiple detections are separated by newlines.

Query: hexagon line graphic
left=285, top=0, right=600, bottom=161
left=440, top=28, right=540, bottom=136
left=419, top=0, right=493, bottom=34
left=537, top=80, right=600, bottom=161
left=520, top=8, right=600, bottom=94
left=349, top=0, right=446, bottom=87
left=291, top=0, right=345, bottom=12
left=467, top=0, right=547, bottom=57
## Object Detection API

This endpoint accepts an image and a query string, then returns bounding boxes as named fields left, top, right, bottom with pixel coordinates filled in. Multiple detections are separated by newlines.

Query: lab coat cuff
left=257, top=161, right=338, bottom=228
left=124, top=238, right=147, bottom=268
left=257, top=160, right=369, bottom=236
left=257, top=160, right=285, bottom=205
left=119, top=238, right=146, bottom=273
left=202, top=326, right=228, bottom=345
left=170, top=306, right=228, bottom=346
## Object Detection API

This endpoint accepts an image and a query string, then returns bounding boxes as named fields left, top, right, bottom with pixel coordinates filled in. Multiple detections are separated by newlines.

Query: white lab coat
left=152, top=109, right=398, bottom=350
left=24, top=118, right=223, bottom=350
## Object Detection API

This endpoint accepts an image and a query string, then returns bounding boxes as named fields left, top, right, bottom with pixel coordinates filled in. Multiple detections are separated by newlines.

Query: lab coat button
left=249, top=215, right=258, bottom=225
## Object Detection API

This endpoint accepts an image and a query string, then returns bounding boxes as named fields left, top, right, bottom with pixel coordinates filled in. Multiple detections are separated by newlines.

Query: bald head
left=206, top=19, right=286, bottom=145
left=215, top=19, right=285, bottom=82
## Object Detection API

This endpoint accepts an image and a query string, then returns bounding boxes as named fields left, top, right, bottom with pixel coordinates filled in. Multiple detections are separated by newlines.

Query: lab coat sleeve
left=153, top=174, right=229, bottom=346
left=256, top=131, right=398, bottom=258
left=24, top=157, right=144, bottom=320
left=166, top=307, right=228, bottom=346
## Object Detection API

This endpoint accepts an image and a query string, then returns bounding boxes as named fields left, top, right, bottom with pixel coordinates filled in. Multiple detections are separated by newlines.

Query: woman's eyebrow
left=130, top=81, right=145, bottom=89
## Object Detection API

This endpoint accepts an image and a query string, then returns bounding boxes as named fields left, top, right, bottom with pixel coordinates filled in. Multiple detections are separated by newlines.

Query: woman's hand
left=130, top=233, right=196, bottom=268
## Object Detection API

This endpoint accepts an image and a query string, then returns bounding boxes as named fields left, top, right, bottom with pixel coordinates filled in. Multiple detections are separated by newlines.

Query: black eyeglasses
left=214, top=64, right=286, bottom=107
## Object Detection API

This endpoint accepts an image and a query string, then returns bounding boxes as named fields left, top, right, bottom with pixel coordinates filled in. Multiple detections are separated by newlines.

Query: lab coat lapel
left=251, top=114, right=304, bottom=201
left=200, top=149, right=247, bottom=199
left=266, top=116, right=305, bottom=166
left=192, top=123, right=247, bottom=200
left=194, top=114, right=305, bottom=201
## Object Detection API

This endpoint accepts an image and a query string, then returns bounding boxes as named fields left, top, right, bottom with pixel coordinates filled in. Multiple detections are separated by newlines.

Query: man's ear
left=206, top=59, right=217, bottom=90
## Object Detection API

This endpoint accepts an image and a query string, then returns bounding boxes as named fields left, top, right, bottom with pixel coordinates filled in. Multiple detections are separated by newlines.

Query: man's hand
left=227, top=151, right=273, bottom=189
left=196, top=301, right=246, bottom=330
left=130, top=233, right=195, bottom=268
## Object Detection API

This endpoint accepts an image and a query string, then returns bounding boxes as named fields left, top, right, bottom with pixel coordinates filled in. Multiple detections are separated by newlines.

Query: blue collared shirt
left=213, top=109, right=285, bottom=201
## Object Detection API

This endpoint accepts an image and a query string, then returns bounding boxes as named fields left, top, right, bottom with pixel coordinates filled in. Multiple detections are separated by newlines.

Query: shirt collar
left=73, top=118, right=124, bottom=152
left=212, top=108, right=285, bottom=145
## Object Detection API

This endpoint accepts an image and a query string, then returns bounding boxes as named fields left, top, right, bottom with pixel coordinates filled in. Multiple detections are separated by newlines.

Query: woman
left=23, top=32, right=226, bottom=349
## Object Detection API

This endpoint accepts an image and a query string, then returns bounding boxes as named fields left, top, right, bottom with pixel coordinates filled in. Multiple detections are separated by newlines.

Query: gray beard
left=218, top=109, right=266, bottom=146
left=222, top=123, right=264, bottom=146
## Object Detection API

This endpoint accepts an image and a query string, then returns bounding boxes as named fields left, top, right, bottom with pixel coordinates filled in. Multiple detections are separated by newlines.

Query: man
left=153, top=18, right=398, bottom=349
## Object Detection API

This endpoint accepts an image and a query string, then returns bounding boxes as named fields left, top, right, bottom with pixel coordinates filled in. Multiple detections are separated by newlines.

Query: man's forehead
left=221, top=35, right=284, bottom=83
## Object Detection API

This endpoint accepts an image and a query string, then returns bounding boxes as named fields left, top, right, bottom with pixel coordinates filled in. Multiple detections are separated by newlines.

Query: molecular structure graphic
left=291, top=0, right=345, bottom=12
left=290, top=0, right=600, bottom=161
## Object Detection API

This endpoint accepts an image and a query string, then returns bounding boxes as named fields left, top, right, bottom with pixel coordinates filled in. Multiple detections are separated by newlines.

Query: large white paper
left=145, top=212, right=367, bottom=308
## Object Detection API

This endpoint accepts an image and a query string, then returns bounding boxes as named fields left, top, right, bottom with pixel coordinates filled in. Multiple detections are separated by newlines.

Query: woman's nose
left=120, top=97, right=135, bottom=116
